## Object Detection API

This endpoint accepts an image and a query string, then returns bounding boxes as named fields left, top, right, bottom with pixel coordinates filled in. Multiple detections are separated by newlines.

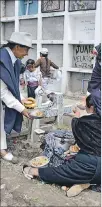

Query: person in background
left=78, top=43, right=101, bottom=109
left=34, top=48, right=59, bottom=89
left=0, top=32, right=33, bottom=163
left=87, top=43, right=101, bottom=94
left=23, top=91, right=101, bottom=197
left=24, top=59, right=42, bottom=99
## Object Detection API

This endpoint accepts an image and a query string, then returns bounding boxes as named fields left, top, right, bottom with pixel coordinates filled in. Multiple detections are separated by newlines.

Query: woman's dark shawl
left=72, top=114, right=101, bottom=156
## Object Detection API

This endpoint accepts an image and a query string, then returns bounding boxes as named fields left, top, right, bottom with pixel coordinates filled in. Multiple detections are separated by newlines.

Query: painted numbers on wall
left=73, top=45, right=94, bottom=69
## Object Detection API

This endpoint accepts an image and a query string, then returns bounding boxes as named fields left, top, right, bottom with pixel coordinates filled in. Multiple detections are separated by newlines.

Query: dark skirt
left=39, top=152, right=101, bottom=186
left=27, top=85, right=38, bottom=98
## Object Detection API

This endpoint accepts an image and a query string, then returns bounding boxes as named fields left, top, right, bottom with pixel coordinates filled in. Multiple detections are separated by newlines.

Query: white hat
left=8, top=32, right=33, bottom=48
left=40, top=48, right=48, bottom=55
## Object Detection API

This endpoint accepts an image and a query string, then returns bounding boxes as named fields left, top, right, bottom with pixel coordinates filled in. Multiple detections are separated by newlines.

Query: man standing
left=0, top=32, right=33, bottom=163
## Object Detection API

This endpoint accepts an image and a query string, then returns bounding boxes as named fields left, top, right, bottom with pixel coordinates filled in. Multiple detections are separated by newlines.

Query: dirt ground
left=1, top=96, right=101, bottom=207
left=1, top=135, right=101, bottom=207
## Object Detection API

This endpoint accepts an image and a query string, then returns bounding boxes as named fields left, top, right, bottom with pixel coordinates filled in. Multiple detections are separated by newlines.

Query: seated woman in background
left=23, top=90, right=101, bottom=196
left=24, top=59, right=42, bottom=98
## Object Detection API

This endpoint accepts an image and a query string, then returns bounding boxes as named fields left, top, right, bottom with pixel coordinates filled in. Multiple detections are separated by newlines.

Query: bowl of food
left=29, top=156, right=49, bottom=168
left=30, top=110, right=44, bottom=119
left=24, top=97, right=37, bottom=109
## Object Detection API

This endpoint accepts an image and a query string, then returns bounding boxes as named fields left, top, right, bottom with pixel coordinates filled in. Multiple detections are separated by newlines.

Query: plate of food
left=30, top=110, right=44, bottom=119
left=29, top=156, right=49, bottom=168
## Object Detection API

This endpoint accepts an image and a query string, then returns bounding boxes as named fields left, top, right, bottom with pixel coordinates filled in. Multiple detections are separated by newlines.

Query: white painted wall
left=19, top=19, right=38, bottom=39
left=0, top=0, right=101, bottom=95
left=75, top=16, right=95, bottom=41
left=94, top=1, right=101, bottom=46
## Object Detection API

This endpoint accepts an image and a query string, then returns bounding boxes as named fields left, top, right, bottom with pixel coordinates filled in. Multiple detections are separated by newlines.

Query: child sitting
left=24, top=59, right=42, bottom=98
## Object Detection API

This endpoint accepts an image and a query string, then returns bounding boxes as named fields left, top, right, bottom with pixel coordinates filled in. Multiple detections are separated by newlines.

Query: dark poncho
left=91, top=90, right=101, bottom=116
left=72, top=114, right=101, bottom=156
left=0, top=48, right=23, bottom=134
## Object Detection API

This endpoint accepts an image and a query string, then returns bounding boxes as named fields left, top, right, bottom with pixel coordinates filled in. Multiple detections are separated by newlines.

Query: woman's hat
left=8, top=32, right=33, bottom=48
left=40, top=48, right=48, bottom=55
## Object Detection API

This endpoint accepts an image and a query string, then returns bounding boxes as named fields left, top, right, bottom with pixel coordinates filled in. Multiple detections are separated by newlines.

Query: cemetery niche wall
left=69, top=0, right=97, bottom=12
left=3, top=22, right=15, bottom=41
left=72, top=44, right=94, bottom=69
left=69, top=15, right=95, bottom=41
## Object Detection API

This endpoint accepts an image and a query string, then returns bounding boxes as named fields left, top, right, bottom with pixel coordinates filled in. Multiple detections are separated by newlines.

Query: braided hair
left=40, top=53, right=48, bottom=72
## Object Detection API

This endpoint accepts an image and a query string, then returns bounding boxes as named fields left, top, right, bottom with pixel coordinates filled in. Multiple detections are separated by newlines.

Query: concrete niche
left=19, top=19, right=37, bottom=40
left=5, top=0, right=15, bottom=17
left=42, top=44, right=63, bottom=67
left=42, top=16, right=64, bottom=40
left=3, top=22, right=15, bottom=40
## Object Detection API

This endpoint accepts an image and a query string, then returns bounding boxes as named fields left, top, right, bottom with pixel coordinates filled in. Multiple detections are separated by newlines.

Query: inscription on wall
left=73, top=45, right=94, bottom=69
left=75, top=16, right=95, bottom=40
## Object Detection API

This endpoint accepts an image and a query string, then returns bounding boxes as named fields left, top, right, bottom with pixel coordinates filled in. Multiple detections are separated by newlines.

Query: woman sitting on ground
left=23, top=90, right=101, bottom=191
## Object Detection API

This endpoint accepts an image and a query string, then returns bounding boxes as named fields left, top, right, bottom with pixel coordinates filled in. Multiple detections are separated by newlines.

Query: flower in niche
left=90, top=48, right=98, bottom=60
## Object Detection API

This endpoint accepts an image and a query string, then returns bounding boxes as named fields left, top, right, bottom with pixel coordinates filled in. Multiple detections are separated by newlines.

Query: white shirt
left=1, top=48, right=25, bottom=113
left=24, top=69, right=42, bottom=83
left=6, top=47, right=17, bottom=66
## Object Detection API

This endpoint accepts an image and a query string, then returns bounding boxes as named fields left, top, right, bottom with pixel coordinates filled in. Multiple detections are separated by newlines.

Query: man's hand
left=22, top=108, right=31, bottom=119
left=21, top=98, right=27, bottom=105
left=21, top=98, right=32, bottom=105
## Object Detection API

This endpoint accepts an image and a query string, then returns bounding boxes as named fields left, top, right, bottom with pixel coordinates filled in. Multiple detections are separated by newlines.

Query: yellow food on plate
left=35, top=111, right=43, bottom=117
left=27, top=97, right=36, bottom=102
left=24, top=100, right=33, bottom=105
left=30, top=110, right=44, bottom=117
left=30, top=156, right=49, bottom=167
left=24, top=103, right=37, bottom=109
